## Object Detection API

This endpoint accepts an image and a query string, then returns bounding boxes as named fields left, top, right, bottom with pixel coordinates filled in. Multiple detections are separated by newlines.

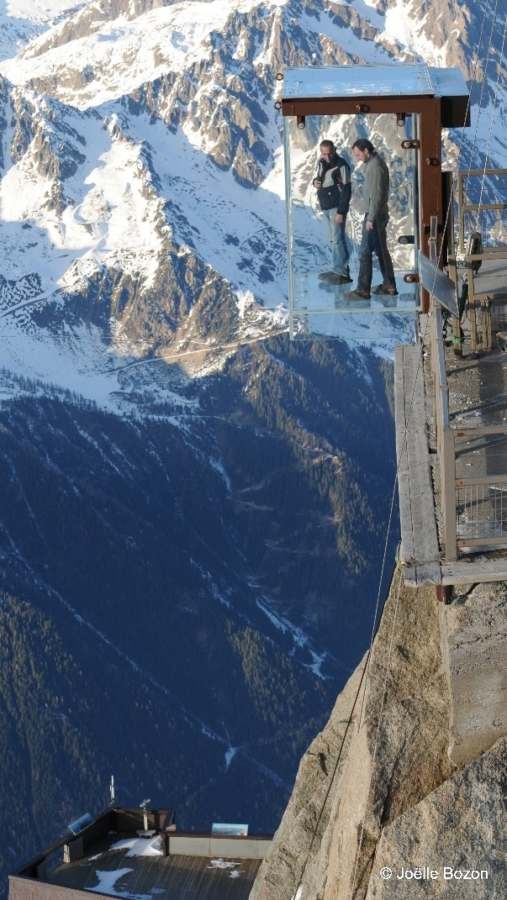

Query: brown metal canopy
left=280, top=64, right=470, bottom=126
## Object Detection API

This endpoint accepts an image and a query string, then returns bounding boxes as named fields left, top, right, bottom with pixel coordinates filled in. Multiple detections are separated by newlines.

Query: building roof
left=45, top=832, right=261, bottom=899
left=10, top=808, right=271, bottom=900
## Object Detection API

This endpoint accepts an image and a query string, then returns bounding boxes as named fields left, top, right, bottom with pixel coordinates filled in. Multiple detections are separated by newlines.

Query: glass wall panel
left=284, top=112, right=418, bottom=339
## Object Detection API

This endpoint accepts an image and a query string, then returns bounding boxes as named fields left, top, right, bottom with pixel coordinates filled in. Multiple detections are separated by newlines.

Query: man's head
left=352, top=138, right=375, bottom=163
left=319, top=140, right=335, bottom=160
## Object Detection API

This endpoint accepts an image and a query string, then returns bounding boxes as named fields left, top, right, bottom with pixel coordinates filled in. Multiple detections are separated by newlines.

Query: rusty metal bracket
left=436, top=585, right=453, bottom=604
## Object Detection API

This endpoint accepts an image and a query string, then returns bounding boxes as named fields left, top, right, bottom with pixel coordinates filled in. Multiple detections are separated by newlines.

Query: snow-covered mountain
left=0, top=0, right=505, bottom=894
left=1, top=0, right=505, bottom=403
left=1, top=0, right=505, bottom=408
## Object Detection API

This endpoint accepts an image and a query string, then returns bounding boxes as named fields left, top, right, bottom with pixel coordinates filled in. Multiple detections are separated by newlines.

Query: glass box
left=283, top=112, right=419, bottom=338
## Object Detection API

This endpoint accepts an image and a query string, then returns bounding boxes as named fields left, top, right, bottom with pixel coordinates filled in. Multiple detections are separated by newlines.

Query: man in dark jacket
left=313, top=140, right=352, bottom=285
left=347, top=138, right=397, bottom=300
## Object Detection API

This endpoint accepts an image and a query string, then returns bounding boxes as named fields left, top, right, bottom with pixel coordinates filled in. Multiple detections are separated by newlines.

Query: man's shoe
left=372, top=283, right=398, bottom=295
left=324, top=273, right=353, bottom=285
left=319, top=271, right=337, bottom=280
left=346, top=289, right=371, bottom=300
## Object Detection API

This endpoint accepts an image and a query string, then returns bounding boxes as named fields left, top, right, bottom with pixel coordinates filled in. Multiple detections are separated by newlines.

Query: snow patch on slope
left=7, top=0, right=80, bottom=20
left=383, top=1, right=449, bottom=65
left=301, top=11, right=391, bottom=63
left=1, top=0, right=287, bottom=106
left=0, top=0, right=81, bottom=61
left=0, top=321, right=122, bottom=409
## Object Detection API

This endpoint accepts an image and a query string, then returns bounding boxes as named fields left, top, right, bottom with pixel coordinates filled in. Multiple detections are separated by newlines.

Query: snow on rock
left=208, top=858, right=241, bottom=871
left=1, top=0, right=285, bottom=106
left=0, top=321, right=122, bottom=409
left=383, top=0, right=449, bottom=65
left=0, top=2, right=80, bottom=62
left=300, top=11, right=392, bottom=64
left=225, top=745, right=239, bottom=770
left=89, top=868, right=150, bottom=899
left=110, top=835, right=163, bottom=857
left=7, top=0, right=80, bottom=21
left=256, top=596, right=332, bottom=680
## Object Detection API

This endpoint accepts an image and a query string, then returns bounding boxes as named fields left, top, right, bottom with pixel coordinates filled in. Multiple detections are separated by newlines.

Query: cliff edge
left=250, top=568, right=507, bottom=899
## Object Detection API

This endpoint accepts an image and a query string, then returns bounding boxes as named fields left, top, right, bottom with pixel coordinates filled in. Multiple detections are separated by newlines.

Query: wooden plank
left=407, top=554, right=507, bottom=586
left=434, top=305, right=450, bottom=426
left=466, top=289, right=507, bottom=302
left=402, top=562, right=442, bottom=586
left=441, top=556, right=507, bottom=585
left=395, top=344, right=440, bottom=570
left=454, top=425, right=507, bottom=436
left=456, top=474, right=507, bottom=486
left=395, top=346, right=416, bottom=564
left=448, top=350, right=507, bottom=370
left=466, top=249, right=507, bottom=259
left=457, top=536, right=507, bottom=547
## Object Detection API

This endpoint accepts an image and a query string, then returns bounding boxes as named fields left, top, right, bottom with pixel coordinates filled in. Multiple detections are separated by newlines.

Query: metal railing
left=430, top=301, right=507, bottom=559
left=456, top=477, right=507, bottom=541
left=430, top=301, right=457, bottom=558
left=456, top=168, right=507, bottom=255
left=429, top=184, right=507, bottom=558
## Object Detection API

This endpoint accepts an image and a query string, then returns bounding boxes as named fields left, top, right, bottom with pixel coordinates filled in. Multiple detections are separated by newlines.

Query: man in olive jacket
left=348, top=138, right=397, bottom=300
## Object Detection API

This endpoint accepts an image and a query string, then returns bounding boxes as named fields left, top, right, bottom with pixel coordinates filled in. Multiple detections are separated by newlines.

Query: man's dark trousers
left=357, top=215, right=396, bottom=294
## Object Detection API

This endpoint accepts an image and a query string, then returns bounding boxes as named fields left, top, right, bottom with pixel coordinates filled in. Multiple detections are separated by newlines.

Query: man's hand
left=366, top=220, right=374, bottom=231
left=335, top=213, right=344, bottom=224
left=313, top=179, right=322, bottom=188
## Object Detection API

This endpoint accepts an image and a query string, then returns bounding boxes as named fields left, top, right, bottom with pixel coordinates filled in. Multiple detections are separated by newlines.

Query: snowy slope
left=0, top=0, right=81, bottom=61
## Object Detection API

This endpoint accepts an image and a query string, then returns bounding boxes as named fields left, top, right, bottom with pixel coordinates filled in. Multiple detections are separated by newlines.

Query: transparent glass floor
left=292, top=266, right=418, bottom=316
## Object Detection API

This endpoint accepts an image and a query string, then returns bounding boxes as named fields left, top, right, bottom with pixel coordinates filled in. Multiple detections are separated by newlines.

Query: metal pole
left=283, top=117, right=296, bottom=340
left=457, top=173, right=465, bottom=254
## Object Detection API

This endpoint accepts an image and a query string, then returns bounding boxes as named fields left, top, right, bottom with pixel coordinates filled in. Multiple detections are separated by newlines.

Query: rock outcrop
left=251, top=568, right=507, bottom=899
left=367, top=735, right=507, bottom=898
left=440, top=582, right=507, bottom=767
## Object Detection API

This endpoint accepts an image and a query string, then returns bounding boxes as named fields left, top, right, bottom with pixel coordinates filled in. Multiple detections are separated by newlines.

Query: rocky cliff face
left=251, top=568, right=507, bottom=899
